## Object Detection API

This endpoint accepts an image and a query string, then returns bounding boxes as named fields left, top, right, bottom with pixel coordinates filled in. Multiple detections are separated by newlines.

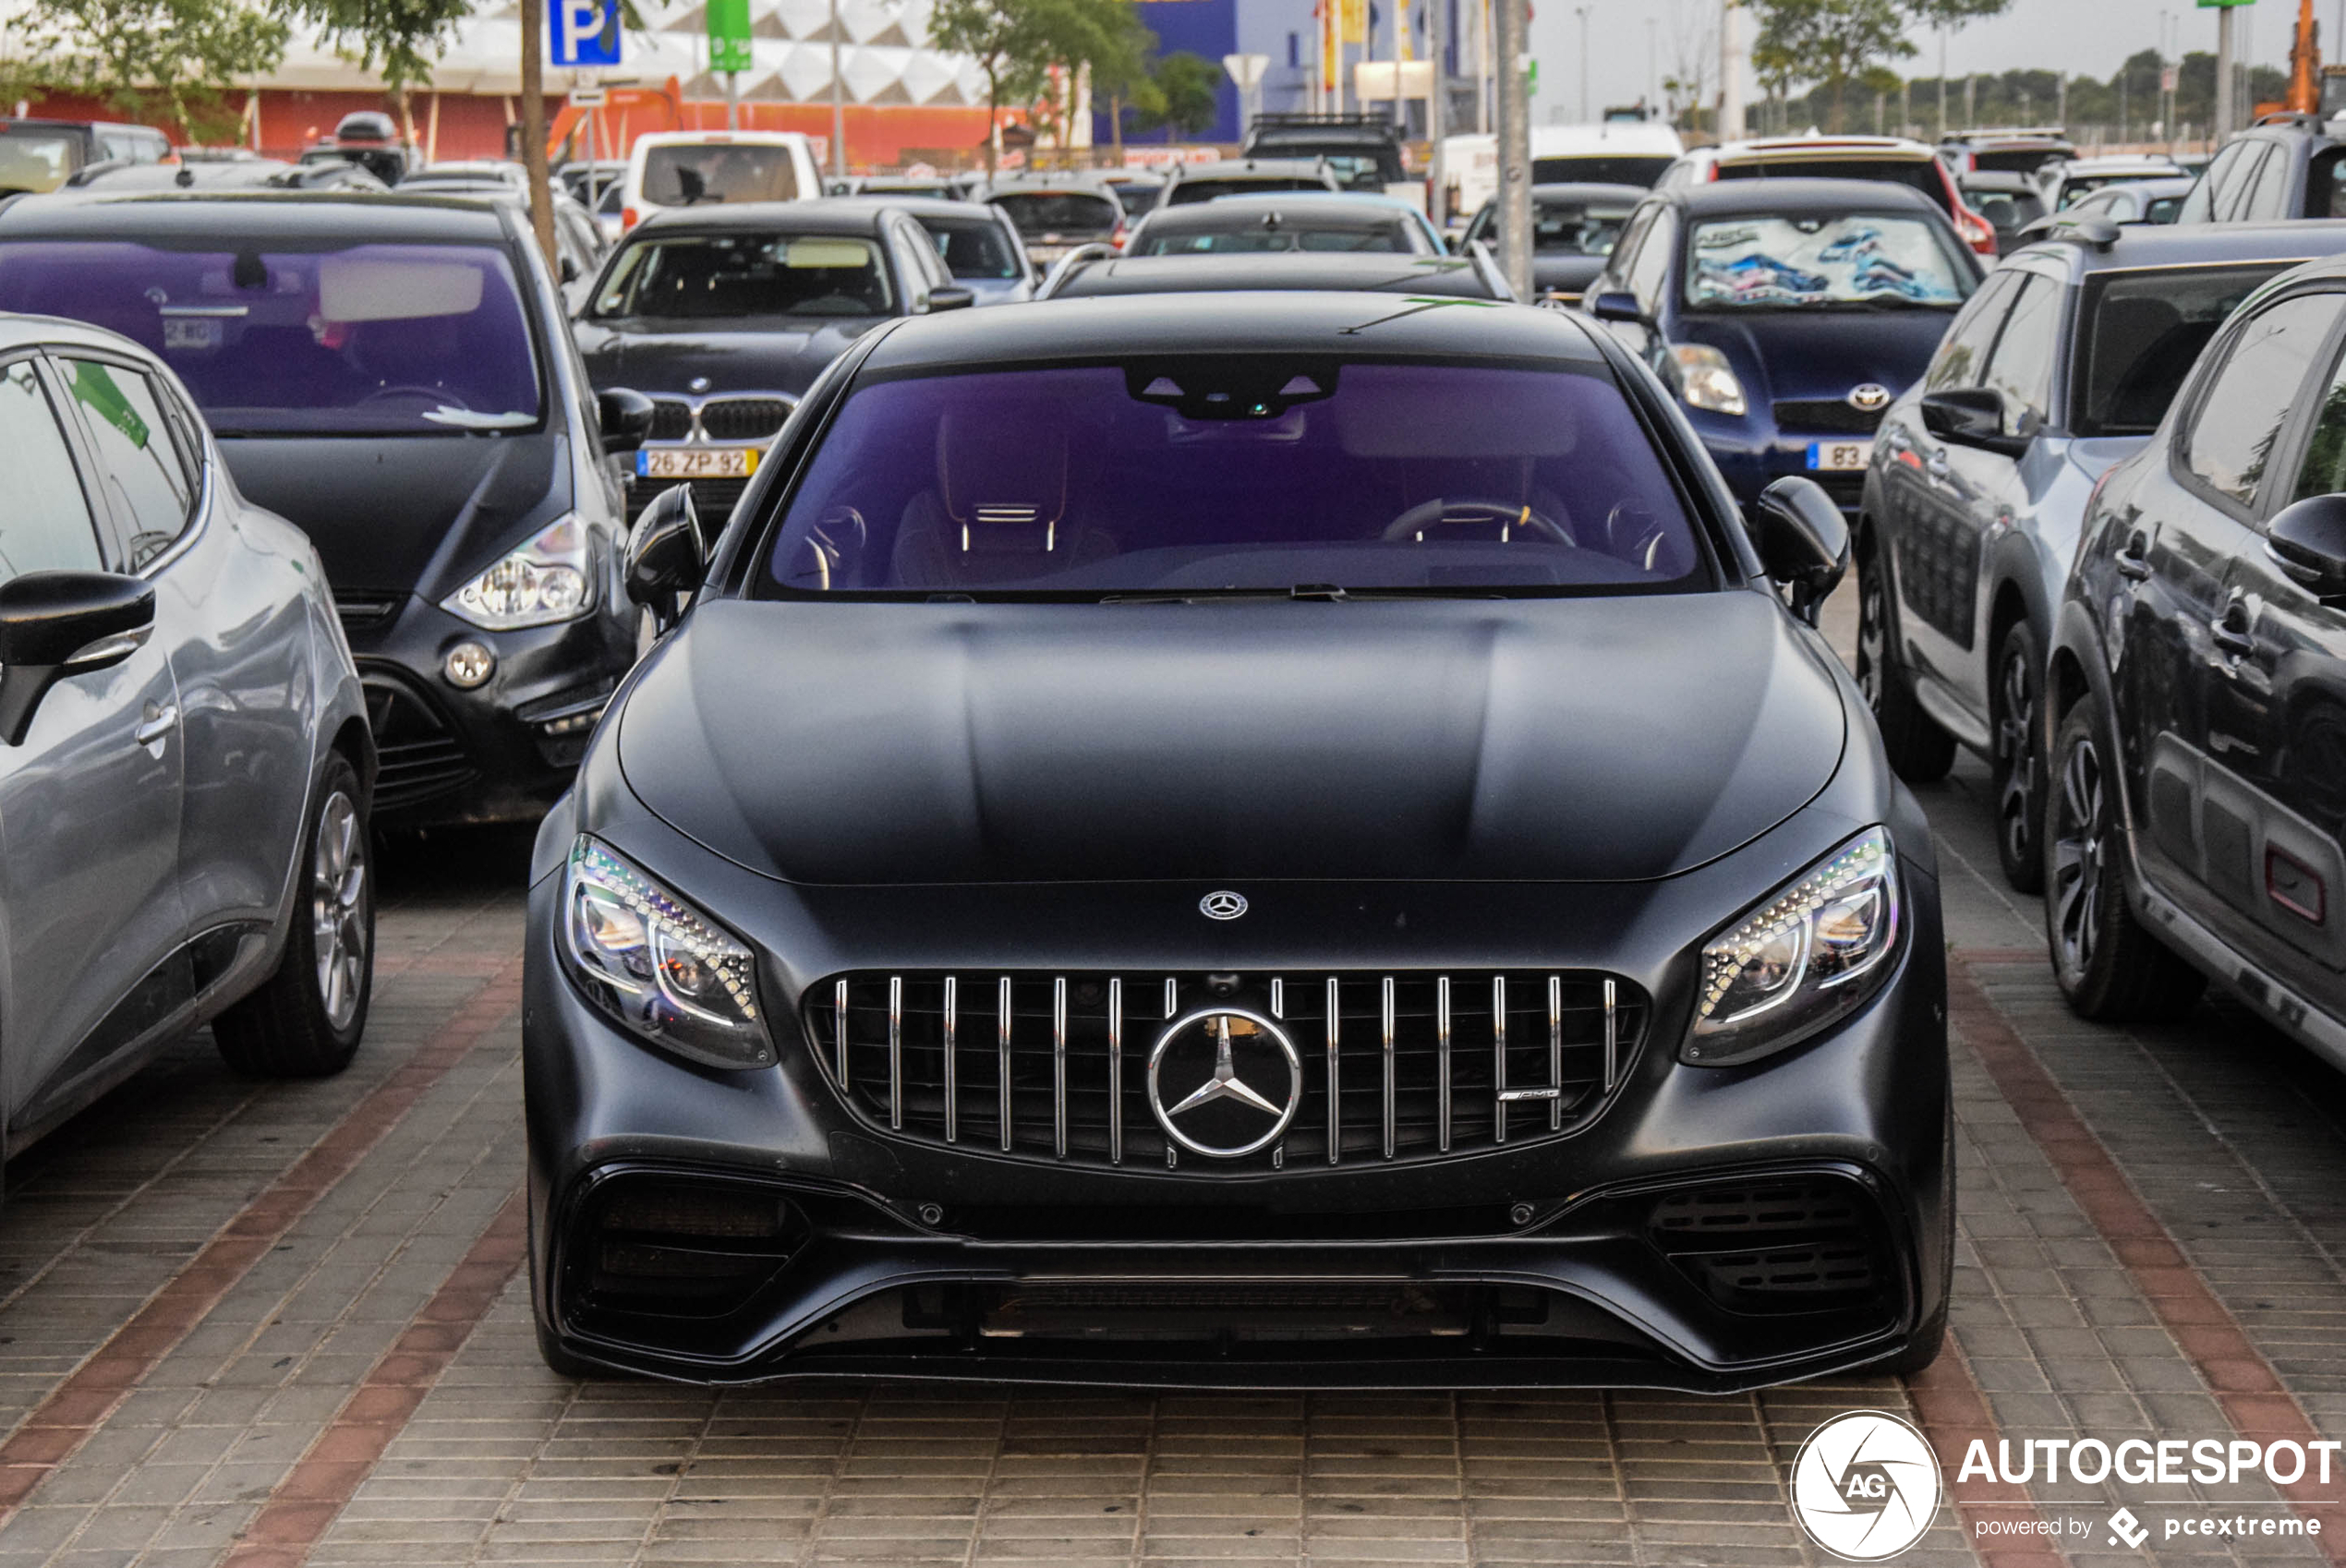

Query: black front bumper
left=342, top=597, right=635, bottom=826
left=523, top=860, right=1952, bottom=1391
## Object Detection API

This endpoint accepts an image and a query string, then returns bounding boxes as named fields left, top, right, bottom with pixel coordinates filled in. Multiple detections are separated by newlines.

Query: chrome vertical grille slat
left=806, top=969, right=1647, bottom=1172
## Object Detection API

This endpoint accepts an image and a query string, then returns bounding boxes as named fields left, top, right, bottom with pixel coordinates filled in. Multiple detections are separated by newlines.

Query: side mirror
left=0, top=571, right=156, bottom=745
left=1919, top=388, right=2027, bottom=456
left=560, top=252, right=581, bottom=283
left=598, top=386, right=656, bottom=455
left=925, top=284, right=976, bottom=313
left=1589, top=290, right=1644, bottom=323
left=2267, top=492, right=2346, bottom=601
left=1754, top=476, right=1851, bottom=627
left=624, top=484, right=706, bottom=633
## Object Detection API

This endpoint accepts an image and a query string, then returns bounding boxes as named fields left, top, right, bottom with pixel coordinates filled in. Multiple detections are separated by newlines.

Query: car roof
left=1957, top=171, right=2044, bottom=190
left=631, top=197, right=896, bottom=235
left=825, top=194, right=999, bottom=222
left=1706, top=135, right=1935, bottom=159
left=0, top=189, right=514, bottom=243
left=1168, top=159, right=1329, bottom=179
left=2010, top=218, right=2346, bottom=275
left=1049, top=253, right=1501, bottom=299
left=0, top=309, right=170, bottom=356
left=2056, top=156, right=2183, bottom=174
left=1529, top=122, right=1685, bottom=157
left=1527, top=181, right=1649, bottom=203
left=1140, top=195, right=1410, bottom=231
left=1668, top=176, right=1943, bottom=218
left=980, top=175, right=1117, bottom=198
left=862, top=290, right=1599, bottom=373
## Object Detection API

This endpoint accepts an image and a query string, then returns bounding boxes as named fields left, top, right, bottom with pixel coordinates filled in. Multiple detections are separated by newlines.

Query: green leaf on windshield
left=68, top=362, right=150, bottom=450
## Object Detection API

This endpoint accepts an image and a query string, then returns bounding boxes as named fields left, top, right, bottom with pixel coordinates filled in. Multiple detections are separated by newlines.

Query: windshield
left=1534, top=199, right=1635, bottom=255
left=1107, top=182, right=1159, bottom=216
left=0, top=129, right=82, bottom=195
left=642, top=142, right=800, bottom=206
left=592, top=232, right=892, bottom=320
left=0, top=240, right=542, bottom=435
left=2074, top=263, right=2290, bottom=437
left=1687, top=215, right=1970, bottom=309
left=761, top=360, right=1707, bottom=597
left=920, top=215, right=1022, bottom=280
left=1167, top=176, right=1327, bottom=206
left=990, top=191, right=1121, bottom=236
left=1533, top=155, right=1675, bottom=187
left=2058, top=170, right=2174, bottom=208
left=1964, top=185, right=2045, bottom=232
left=1137, top=219, right=1415, bottom=255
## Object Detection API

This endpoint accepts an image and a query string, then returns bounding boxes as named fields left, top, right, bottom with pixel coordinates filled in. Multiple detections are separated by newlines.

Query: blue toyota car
left=1580, top=178, right=1985, bottom=519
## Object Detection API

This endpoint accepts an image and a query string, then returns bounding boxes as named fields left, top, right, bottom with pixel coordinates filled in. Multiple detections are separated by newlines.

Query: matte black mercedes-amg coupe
left=523, top=293, right=1953, bottom=1391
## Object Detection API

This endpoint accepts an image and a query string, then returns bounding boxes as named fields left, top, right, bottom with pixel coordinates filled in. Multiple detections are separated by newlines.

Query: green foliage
left=930, top=0, right=1139, bottom=169
left=281, top=0, right=474, bottom=93
left=1749, top=0, right=1916, bottom=130
left=0, top=0, right=286, bottom=141
left=1131, top=49, right=1217, bottom=140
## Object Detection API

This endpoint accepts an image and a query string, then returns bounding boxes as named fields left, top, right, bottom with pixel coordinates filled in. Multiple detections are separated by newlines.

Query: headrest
left=937, top=402, right=1068, bottom=550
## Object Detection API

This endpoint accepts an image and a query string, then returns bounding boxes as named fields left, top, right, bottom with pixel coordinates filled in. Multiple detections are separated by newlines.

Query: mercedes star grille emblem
left=1848, top=383, right=1892, bottom=413
left=1199, top=890, right=1248, bottom=920
left=1147, top=1007, right=1302, bottom=1158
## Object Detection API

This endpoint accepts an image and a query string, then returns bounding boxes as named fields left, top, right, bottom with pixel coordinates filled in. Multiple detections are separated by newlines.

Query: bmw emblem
left=1199, top=890, right=1248, bottom=921
left=688, top=375, right=712, bottom=394
left=1848, top=383, right=1892, bottom=413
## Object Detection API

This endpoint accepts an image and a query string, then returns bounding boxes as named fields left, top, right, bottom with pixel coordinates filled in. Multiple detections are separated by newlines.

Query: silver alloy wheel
left=311, top=790, right=369, bottom=1031
left=1994, top=645, right=2037, bottom=863
left=2050, top=731, right=2105, bottom=979
left=1856, top=562, right=1886, bottom=708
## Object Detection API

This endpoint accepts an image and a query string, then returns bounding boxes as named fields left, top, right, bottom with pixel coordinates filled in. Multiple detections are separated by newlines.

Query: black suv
left=2177, top=113, right=2346, bottom=223
left=1241, top=114, right=1407, bottom=193
left=2045, top=254, right=2346, bottom=1067
left=1859, top=218, right=2346, bottom=892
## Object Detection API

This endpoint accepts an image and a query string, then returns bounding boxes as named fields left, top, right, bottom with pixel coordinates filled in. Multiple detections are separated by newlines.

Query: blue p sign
left=550, top=0, right=621, bottom=66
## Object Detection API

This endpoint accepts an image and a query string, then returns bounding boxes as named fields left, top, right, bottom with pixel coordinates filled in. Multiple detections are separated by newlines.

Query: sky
left=1521, top=0, right=2305, bottom=124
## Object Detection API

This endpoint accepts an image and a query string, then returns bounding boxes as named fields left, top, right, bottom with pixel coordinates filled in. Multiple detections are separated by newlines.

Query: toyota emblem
left=1848, top=383, right=1892, bottom=413
left=1147, top=1008, right=1303, bottom=1158
left=1199, top=890, right=1248, bottom=921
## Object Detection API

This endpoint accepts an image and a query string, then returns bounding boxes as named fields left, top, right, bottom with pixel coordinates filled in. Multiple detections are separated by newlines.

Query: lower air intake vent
left=569, top=1176, right=807, bottom=1321
left=1646, top=1176, right=1893, bottom=1314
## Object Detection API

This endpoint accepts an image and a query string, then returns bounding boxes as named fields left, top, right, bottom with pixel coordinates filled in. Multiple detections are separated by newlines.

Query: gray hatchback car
left=0, top=311, right=373, bottom=1151
left=1857, top=218, right=2346, bottom=891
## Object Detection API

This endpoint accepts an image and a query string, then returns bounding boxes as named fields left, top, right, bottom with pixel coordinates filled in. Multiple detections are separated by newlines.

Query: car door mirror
left=598, top=386, right=656, bottom=455
left=1589, top=290, right=1644, bottom=323
left=0, top=570, right=156, bottom=745
left=1919, top=388, right=2027, bottom=456
left=560, top=252, right=581, bottom=283
left=624, top=484, right=706, bottom=633
left=925, top=284, right=976, bottom=313
left=1754, top=476, right=1850, bottom=627
left=2267, top=492, right=2346, bottom=601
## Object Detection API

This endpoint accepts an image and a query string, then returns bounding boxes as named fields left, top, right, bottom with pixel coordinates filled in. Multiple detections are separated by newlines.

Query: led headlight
left=560, top=837, right=771, bottom=1069
left=443, top=515, right=593, bottom=631
left=1670, top=344, right=1747, bottom=417
left=1684, top=826, right=1901, bottom=1067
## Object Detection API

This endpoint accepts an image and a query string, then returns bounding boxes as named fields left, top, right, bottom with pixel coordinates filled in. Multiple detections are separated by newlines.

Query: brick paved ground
left=0, top=593, right=2340, bottom=1564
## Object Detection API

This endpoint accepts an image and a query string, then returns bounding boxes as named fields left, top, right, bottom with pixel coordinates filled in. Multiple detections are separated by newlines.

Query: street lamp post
left=831, top=0, right=845, bottom=177
left=1575, top=5, right=1590, bottom=124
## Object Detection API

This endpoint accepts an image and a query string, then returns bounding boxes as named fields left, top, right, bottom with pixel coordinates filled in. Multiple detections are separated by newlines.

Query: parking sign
left=550, top=0, right=621, bottom=67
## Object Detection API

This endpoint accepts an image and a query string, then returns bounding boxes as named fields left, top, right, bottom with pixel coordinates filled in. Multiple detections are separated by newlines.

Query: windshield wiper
left=420, top=408, right=534, bottom=429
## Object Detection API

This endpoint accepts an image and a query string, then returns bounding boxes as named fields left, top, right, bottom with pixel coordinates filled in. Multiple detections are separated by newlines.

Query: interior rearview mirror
left=2267, top=492, right=2346, bottom=601
left=0, top=571, right=157, bottom=745
left=598, top=386, right=656, bottom=455
left=624, top=485, right=706, bottom=635
left=1754, top=476, right=1851, bottom=628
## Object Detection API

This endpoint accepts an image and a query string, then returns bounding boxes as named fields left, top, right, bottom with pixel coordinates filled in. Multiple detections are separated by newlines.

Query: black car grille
left=647, top=399, right=693, bottom=441
left=361, top=671, right=476, bottom=812
left=626, top=474, right=753, bottom=525
left=1646, top=1176, right=1891, bottom=1312
left=698, top=397, right=792, bottom=441
left=1809, top=472, right=1866, bottom=513
left=333, top=590, right=405, bottom=634
left=1773, top=399, right=1884, bottom=436
left=802, top=970, right=1647, bottom=1172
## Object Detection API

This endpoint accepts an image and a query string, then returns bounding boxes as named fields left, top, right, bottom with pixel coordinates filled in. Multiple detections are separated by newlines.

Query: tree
left=1085, top=8, right=1158, bottom=161
left=1904, top=0, right=2011, bottom=134
left=1133, top=50, right=1218, bottom=142
left=1747, top=0, right=1913, bottom=133
left=280, top=0, right=474, bottom=96
left=0, top=0, right=285, bottom=143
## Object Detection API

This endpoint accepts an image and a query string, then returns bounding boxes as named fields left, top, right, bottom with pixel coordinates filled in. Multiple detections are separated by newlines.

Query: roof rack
left=2254, top=110, right=2324, bottom=128
left=1251, top=112, right=1397, bottom=130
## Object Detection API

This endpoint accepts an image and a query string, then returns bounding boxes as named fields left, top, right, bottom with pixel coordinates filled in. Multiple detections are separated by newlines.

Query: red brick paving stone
left=0, top=957, right=524, bottom=1520
left=1950, top=954, right=2346, bottom=1566
left=222, top=1188, right=529, bottom=1567
left=1905, top=1342, right=2066, bottom=1568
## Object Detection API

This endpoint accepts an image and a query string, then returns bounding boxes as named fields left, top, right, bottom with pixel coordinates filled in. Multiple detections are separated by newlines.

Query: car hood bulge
left=616, top=591, right=1847, bottom=885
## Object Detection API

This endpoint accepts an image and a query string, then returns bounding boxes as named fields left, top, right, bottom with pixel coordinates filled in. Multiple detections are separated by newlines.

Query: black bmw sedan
left=524, top=294, right=1952, bottom=1391
left=574, top=200, right=973, bottom=525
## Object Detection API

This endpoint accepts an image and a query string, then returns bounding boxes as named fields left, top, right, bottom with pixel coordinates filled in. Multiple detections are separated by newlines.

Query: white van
left=1435, top=121, right=1685, bottom=228
left=620, top=130, right=823, bottom=232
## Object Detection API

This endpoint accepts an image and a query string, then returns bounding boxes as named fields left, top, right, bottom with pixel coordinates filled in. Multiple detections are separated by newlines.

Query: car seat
left=889, top=401, right=1115, bottom=585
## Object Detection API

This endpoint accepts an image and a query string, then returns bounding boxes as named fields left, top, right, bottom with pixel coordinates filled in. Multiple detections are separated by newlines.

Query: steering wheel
left=1382, top=496, right=1575, bottom=546
left=361, top=384, right=467, bottom=407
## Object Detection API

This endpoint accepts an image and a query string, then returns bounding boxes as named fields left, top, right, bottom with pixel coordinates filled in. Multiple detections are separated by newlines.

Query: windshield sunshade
left=593, top=233, right=893, bottom=320
left=1687, top=216, right=1969, bottom=308
left=0, top=130, right=79, bottom=195
left=763, top=361, right=1708, bottom=597
left=642, top=143, right=800, bottom=205
left=0, top=240, right=542, bottom=435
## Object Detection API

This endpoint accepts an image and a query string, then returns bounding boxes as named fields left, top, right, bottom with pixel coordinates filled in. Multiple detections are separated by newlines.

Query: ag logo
left=1790, top=1410, right=1941, bottom=1561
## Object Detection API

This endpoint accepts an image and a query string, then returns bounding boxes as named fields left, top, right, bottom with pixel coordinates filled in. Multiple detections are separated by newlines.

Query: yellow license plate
left=639, top=447, right=758, bottom=479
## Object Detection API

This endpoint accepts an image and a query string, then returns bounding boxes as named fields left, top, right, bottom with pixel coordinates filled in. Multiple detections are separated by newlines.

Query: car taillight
left=623, top=206, right=639, bottom=229
left=1111, top=222, right=1128, bottom=251
left=1955, top=205, right=1997, bottom=256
